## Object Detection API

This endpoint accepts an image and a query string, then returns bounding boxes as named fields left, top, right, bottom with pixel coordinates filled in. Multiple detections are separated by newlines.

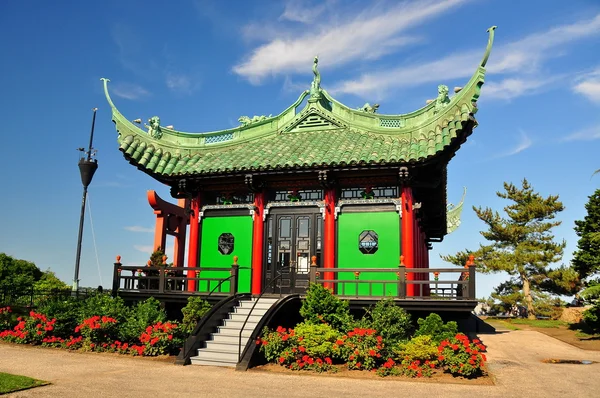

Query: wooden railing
left=111, top=255, right=241, bottom=296
left=308, top=256, right=476, bottom=300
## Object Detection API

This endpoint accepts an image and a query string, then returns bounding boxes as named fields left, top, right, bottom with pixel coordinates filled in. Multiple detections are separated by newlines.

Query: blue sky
left=1, top=0, right=599, bottom=298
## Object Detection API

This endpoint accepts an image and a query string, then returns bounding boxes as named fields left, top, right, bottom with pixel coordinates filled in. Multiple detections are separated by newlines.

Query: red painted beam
left=323, top=188, right=336, bottom=289
left=401, top=187, right=415, bottom=297
left=187, top=196, right=200, bottom=292
left=251, top=192, right=265, bottom=294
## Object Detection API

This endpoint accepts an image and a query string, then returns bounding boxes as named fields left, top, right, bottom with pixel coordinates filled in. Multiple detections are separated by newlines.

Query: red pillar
left=187, top=196, right=200, bottom=292
left=324, top=188, right=336, bottom=289
left=401, top=187, right=415, bottom=297
left=251, top=192, right=265, bottom=294
left=172, top=199, right=187, bottom=268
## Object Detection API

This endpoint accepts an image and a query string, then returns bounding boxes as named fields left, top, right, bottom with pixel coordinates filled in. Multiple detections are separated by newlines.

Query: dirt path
left=2, top=329, right=600, bottom=398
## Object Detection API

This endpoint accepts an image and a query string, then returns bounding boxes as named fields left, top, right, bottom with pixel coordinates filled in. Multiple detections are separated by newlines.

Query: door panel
left=265, top=211, right=321, bottom=293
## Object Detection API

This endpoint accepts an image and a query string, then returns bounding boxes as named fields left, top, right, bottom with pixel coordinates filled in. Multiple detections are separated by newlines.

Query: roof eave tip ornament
left=100, top=77, right=116, bottom=109
left=309, top=55, right=322, bottom=100
left=480, top=26, right=497, bottom=68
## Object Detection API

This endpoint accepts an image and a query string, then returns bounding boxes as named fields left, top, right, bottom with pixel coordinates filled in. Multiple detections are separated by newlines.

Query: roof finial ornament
left=309, top=56, right=321, bottom=99
left=480, top=26, right=497, bottom=68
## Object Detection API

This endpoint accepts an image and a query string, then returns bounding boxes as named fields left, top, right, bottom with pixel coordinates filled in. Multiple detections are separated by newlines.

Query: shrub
left=437, top=333, right=487, bottom=378
left=119, top=298, right=167, bottom=342
left=583, top=303, right=600, bottom=333
left=75, top=315, right=119, bottom=349
left=395, top=335, right=438, bottom=363
left=36, top=297, right=82, bottom=339
left=79, top=293, right=130, bottom=325
left=414, top=313, right=458, bottom=344
left=360, top=298, right=412, bottom=348
left=0, top=306, right=13, bottom=331
left=300, top=284, right=352, bottom=330
left=338, top=327, right=384, bottom=371
left=0, top=310, right=56, bottom=345
left=180, top=297, right=211, bottom=334
left=138, top=321, right=179, bottom=356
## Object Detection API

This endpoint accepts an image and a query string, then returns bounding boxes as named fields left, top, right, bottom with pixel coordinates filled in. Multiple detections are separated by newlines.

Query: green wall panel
left=198, top=215, right=253, bottom=293
left=336, top=212, right=400, bottom=296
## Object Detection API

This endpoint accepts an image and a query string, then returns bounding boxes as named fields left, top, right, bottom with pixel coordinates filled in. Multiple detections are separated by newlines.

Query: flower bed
left=256, top=284, right=488, bottom=379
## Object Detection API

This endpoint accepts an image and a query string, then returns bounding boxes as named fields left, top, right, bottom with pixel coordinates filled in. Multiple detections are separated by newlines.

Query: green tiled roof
left=103, top=27, right=496, bottom=179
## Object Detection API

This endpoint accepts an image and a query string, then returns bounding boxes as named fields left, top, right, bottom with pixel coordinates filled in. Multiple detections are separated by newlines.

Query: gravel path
left=2, top=328, right=600, bottom=398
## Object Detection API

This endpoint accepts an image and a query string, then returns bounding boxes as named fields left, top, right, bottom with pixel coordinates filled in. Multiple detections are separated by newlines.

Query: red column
left=187, top=196, right=200, bottom=292
left=172, top=199, right=187, bottom=268
left=401, top=187, right=415, bottom=297
left=153, top=214, right=166, bottom=252
left=251, top=192, right=265, bottom=294
left=324, top=188, right=336, bottom=289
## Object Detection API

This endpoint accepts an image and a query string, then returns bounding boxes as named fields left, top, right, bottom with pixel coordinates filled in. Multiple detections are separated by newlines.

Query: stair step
left=211, top=334, right=252, bottom=345
left=204, top=342, right=241, bottom=353
left=190, top=357, right=237, bottom=367
left=217, top=327, right=254, bottom=338
left=195, top=349, right=239, bottom=362
left=233, top=307, right=270, bottom=316
left=222, top=319, right=259, bottom=329
left=236, top=302, right=274, bottom=310
left=228, top=313, right=264, bottom=322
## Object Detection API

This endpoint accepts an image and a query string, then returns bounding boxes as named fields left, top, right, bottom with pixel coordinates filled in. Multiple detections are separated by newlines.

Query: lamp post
left=73, top=108, right=99, bottom=292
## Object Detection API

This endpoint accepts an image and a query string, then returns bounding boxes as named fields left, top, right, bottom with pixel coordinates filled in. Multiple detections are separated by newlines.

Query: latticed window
left=218, top=233, right=234, bottom=255
left=273, top=189, right=323, bottom=202
left=359, top=230, right=379, bottom=254
left=340, top=186, right=398, bottom=199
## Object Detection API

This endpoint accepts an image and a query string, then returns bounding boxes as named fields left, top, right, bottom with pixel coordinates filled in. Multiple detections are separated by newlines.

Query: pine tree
left=442, top=179, right=566, bottom=319
left=572, top=189, right=600, bottom=280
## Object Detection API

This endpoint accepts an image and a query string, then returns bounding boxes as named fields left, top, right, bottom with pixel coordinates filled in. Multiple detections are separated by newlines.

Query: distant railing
left=0, top=287, right=96, bottom=308
left=111, top=255, right=242, bottom=296
left=309, top=255, right=476, bottom=300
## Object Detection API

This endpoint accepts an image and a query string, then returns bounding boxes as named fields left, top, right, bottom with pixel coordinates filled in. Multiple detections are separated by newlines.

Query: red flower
left=368, top=349, right=376, bottom=356
left=282, top=334, right=289, bottom=341
left=325, top=357, right=332, bottom=365
left=279, top=357, right=285, bottom=363
left=298, top=346, right=306, bottom=353
left=438, top=355, right=445, bottom=361
left=336, top=339, right=344, bottom=346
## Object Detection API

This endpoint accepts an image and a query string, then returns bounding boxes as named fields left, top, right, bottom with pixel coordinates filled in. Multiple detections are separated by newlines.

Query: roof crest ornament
left=480, top=26, right=497, bottom=68
left=146, top=116, right=162, bottom=140
left=357, top=103, right=379, bottom=113
left=238, top=114, right=273, bottom=127
left=309, top=56, right=321, bottom=100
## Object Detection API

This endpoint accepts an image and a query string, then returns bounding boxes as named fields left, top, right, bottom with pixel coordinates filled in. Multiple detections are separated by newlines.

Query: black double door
left=265, top=210, right=322, bottom=294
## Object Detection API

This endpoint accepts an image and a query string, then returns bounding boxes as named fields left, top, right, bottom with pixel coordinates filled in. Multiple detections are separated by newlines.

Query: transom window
left=273, top=189, right=323, bottom=202
left=340, top=186, right=398, bottom=200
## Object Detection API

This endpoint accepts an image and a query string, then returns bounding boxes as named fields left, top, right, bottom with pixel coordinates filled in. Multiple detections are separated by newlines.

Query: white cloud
left=111, top=83, right=150, bottom=100
left=279, top=0, right=333, bottom=24
left=563, top=125, right=600, bottom=141
left=489, top=130, right=533, bottom=159
left=165, top=72, right=194, bottom=94
left=233, top=0, right=469, bottom=83
left=573, top=69, right=600, bottom=103
left=134, top=245, right=154, bottom=254
left=331, top=13, right=600, bottom=100
left=125, top=226, right=154, bottom=233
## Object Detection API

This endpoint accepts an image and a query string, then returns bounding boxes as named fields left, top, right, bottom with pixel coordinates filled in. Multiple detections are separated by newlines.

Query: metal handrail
left=205, top=274, right=233, bottom=300
left=237, top=266, right=291, bottom=362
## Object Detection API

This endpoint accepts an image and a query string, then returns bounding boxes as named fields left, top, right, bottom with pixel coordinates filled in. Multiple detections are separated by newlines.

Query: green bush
left=180, top=297, right=211, bottom=334
left=414, top=313, right=457, bottom=344
left=360, top=298, right=412, bottom=348
left=300, top=284, right=352, bottom=330
left=394, top=335, right=438, bottom=363
left=119, top=298, right=167, bottom=342
left=583, top=303, right=600, bottom=333
left=36, top=297, right=82, bottom=339
left=78, top=294, right=130, bottom=325
left=293, top=322, right=342, bottom=358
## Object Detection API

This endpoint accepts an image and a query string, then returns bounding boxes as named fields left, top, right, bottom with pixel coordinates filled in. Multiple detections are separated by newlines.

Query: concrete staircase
left=190, top=297, right=279, bottom=367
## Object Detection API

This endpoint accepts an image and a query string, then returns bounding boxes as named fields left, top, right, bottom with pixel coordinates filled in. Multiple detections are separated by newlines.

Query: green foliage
left=442, top=179, right=567, bottom=318
left=414, top=313, right=458, bottom=344
left=149, top=248, right=166, bottom=267
left=180, top=297, right=211, bottom=334
left=541, top=266, right=581, bottom=296
left=339, top=327, right=384, bottom=371
left=33, top=270, right=69, bottom=292
left=395, top=335, right=438, bottom=363
left=293, top=322, right=342, bottom=358
left=438, top=334, right=487, bottom=378
left=573, top=189, right=600, bottom=280
left=0, top=253, right=42, bottom=293
left=300, top=283, right=352, bottom=330
left=359, top=298, right=412, bottom=347
left=78, top=293, right=130, bottom=325
left=0, top=372, right=47, bottom=394
left=583, top=303, right=600, bottom=333
left=532, top=292, right=564, bottom=320
left=580, top=282, right=600, bottom=302
left=35, top=297, right=82, bottom=339
left=489, top=279, right=524, bottom=314
left=118, top=298, right=167, bottom=342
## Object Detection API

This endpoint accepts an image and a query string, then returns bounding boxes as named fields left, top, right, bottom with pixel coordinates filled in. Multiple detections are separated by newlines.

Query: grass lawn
left=508, top=319, right=567, bottom=328
left=0, top=372, right=48, bottom=394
